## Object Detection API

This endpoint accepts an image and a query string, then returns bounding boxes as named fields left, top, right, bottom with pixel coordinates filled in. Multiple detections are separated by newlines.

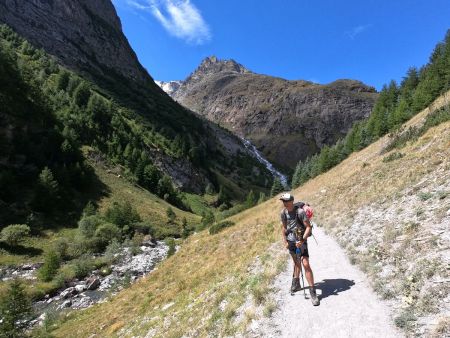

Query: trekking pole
left=300, top=264, right=307, bottom=299
left=296, top=245, right=308, bottom=299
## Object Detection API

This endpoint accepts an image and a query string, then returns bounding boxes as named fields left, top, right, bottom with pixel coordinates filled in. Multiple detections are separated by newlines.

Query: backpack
left=293, top=201, right=314, bottom=220
left=284, top=201, right=314, bottom=239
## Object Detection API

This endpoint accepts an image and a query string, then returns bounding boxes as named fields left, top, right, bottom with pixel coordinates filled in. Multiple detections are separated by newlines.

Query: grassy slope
left=52, top=91, right=450, bottom=337
left=0, top=159, right=200, bottom=267
left=89, top=158, right=200, bottom=230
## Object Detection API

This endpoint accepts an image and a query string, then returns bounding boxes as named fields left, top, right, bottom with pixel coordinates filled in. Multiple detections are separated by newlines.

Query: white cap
left=279, top=193, right=294, bottom=201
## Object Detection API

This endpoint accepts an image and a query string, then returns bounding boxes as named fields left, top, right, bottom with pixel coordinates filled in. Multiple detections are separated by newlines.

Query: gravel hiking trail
left=251, top=226, right=404, bottom=338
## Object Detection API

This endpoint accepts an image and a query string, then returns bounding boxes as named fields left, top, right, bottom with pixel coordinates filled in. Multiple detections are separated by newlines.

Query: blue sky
left=112, top=0, right=450, bottom=90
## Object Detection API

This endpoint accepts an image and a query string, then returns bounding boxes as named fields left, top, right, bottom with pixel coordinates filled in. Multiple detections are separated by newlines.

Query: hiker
left=280, top=193, right=320, bottom=306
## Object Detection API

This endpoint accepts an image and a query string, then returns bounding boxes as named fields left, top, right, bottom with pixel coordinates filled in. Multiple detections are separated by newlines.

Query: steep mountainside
left=0, top=0, right=148, bottom=84
left=0, top=1, right=273, bottom=200
left=160, top=56, right=378, bottom=171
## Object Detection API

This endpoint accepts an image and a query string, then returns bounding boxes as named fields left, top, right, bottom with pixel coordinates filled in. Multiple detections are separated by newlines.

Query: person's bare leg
left=301, top=257, right=314, bottom=286
left=302, top=256, right=320, bottom=305
left=291, top=254, right=300, bottom=278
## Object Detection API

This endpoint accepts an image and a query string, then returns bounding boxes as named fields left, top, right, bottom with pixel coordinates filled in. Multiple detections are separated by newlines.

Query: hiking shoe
left=310, top=288, right=320, bottom=306
left=294, top=278, right=302, bottom=292
left=291, top=278, right=300, bottom=293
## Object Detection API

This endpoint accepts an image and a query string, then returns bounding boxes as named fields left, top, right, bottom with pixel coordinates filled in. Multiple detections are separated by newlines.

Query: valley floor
left=250, top=226, right=403, bottom=338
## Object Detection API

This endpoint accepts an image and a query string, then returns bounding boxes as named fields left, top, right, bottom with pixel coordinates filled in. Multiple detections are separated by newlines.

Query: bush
left=209, top=221, right=235, bottom=235
left=201, top=210, right=215, bottom=228
left=418, top=192, right=433, bottom=201
left=0, top=224, right=30, bottom=246
left=95, top=222, right=122, bottom=244
left=71, top=256, right=95, bottom=279
left=131, top=222, right=153, bottom=235
left=82, top=201, right=97, bottom=217
left=38, top=250, right=61, bottom=282
left=166, top=207, right=176, bottom=223
left=0, top=279, right=33, bottom=337
left=165, top=238, right=176, bottom=257
left=394, top=309, right=417, bottom=329
left=382, top=152, right=404, bottom=162
left=104, top=201, right=141, bottom=228
left=104, top=238, right=122, bottom=262
left=78, top=215, right=103, bottom=238
left=53, top=237, right=69, bottom=260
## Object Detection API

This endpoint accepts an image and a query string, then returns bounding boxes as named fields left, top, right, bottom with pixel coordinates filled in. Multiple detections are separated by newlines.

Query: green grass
left=86, top=155, right=201, bottom=238
left=0, top=228, right=78, bottom=266
left=181, top=193, right=214, bottom=216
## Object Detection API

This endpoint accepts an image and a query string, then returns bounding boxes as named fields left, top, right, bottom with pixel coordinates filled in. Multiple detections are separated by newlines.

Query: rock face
left=160, top=56, right=379, bottom=170
left=0, top=0, right=150, bottom=84
left=155, top=80, right=182, bottom=96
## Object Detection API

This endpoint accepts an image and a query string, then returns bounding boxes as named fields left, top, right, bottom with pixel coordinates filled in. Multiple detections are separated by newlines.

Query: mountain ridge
left=157, top=56, right=379, bottom=171
left=0, top=1, right=274, bottom=199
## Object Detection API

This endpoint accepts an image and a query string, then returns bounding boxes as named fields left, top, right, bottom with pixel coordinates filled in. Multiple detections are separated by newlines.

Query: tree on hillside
left=166, top=207, right=176, bottom=223
left=270, top=178, right=284, bottom=197
left=0, top=279, right=33, bottom=338
left=33, top=167, right=59, bottom=212
left=245, top=190, right=257, bottom=208
left=257, top=192, right=266, bottom=204
left=73, top=81, right=91, bottom=107
left=217, top=185, right=230, bottom=206
left=181, top=217, right=189, bottom=239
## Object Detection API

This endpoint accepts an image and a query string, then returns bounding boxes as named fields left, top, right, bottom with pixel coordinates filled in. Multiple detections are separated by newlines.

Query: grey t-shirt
left=280, top=207, right=308, bottom=242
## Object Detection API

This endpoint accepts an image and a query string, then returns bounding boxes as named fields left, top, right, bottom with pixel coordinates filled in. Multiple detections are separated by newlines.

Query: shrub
left=0, top=224, right=30, bottom=246
left=71, top=256, right=95, bottom=279
left=209, top=221, right=235, bottom=235
left=201, top=210, right=215, bottom=228
left=382, top=152, right=404, bottom=162
left=166, top=207, right=176, bottom=223
left=394, top=309, right=416, bottom=330
left=181, top=217, right=189, bottom=239
left=95, top=223, right=122, bottom=244
left=104, top=238, right=122, bottom=262
left=82, top=201, right=97, bottom=217
left=53, top=237, right=69, bottom=260
left=38, top=250, right=61, bottom=282
left=418, top=192, right=433, bottom=201
left=78, top=215, right=103, bottom=238
left=165, top=238, right=176, bottom=257
left=131, top=222, right=153, bottom=235
left=104, top=201, right=141, bottom=228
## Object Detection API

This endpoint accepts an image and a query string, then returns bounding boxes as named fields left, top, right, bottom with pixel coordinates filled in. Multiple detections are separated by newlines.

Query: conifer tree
left=270, top=178, right=284, bottom=197
left=0, top=279, right=33, bottom=338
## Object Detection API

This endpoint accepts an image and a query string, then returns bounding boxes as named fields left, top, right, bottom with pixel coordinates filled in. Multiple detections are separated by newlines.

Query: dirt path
left=251, top=226, right=404, bottom=338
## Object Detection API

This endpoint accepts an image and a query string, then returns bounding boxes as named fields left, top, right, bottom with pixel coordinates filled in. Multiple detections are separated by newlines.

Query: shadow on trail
left=315, top=279, right=355, bottom=299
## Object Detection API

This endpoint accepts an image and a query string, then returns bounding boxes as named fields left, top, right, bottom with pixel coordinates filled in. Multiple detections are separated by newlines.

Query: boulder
left=86, top=276, right=101, bottom=290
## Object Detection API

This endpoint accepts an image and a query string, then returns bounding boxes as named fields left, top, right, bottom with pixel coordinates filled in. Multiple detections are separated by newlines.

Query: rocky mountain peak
left=186, top=55, right=250, bottom=83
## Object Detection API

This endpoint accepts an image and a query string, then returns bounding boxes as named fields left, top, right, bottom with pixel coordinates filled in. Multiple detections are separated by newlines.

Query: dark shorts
left=287, top=241, right=309, bottom=258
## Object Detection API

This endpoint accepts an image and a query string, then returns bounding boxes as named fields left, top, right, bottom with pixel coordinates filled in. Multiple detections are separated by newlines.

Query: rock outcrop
left=0, top=0, right=149, bottom=84
left=161, top=56, right=379, bottom=170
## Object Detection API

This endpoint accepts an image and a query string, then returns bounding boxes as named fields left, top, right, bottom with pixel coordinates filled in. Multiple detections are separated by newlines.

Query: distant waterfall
left=241, top=138, right=289, bottom=189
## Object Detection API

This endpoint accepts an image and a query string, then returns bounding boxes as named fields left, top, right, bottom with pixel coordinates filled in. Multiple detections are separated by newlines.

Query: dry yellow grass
left=51, top=90, right=450, bottom=337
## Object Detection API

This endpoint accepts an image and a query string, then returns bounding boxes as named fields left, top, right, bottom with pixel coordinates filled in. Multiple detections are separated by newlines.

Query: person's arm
left=280, top=214, right=289, bottom=248
left=302, top=218, right=312, bottom=240
left=296, top=210, right=311, bottom=247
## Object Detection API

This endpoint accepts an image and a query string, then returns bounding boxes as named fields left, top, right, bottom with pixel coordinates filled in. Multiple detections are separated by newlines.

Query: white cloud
left=346, top=24, right=372, bottom=40
left=124, top=0, right=211, bottom=45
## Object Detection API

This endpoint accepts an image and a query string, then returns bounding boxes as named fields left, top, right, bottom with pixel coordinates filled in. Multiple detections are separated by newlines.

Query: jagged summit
left=186, top=55, right=251, bottom=83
